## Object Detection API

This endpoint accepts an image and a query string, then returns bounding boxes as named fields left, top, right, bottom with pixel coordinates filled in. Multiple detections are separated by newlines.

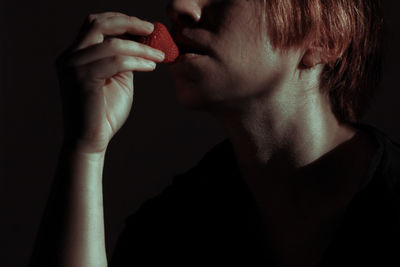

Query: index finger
left=73, top=13, right=154, bottom=52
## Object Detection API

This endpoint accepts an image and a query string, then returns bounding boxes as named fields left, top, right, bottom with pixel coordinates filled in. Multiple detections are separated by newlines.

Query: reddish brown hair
left=258, top=0, right=384, bottom=123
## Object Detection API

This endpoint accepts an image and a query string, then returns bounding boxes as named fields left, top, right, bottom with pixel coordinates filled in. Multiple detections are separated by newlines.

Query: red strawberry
left=138, top=22, right=180, bottom=64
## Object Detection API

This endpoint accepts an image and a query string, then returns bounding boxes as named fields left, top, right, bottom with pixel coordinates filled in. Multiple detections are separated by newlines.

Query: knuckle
left=136, top=42, right=146, bottom=50
left=86, top=13, right=98, bottom=24
left=130, top=16, right=142, bottom=24
left=85, top=14, right=103, bottom=30
left=127, top=16, right=137, bottom=24
left=135, top=42, right=149, bottom=54
left=91, top=18, right=102, bottom=29
left=108, top=11, right=124, bottom=16
left=86, top=13, right=99, bottom=23
left=113, top=55, right=126, bottom=66
left=145, top=45, right=157, bottom=54
left=105, top=38, right=121, bottom=50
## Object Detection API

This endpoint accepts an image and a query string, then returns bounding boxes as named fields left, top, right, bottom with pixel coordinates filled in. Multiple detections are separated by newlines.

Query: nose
left=166, top=0, right=202, bottom=28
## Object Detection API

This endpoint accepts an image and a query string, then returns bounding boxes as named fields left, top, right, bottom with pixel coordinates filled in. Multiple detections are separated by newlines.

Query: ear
left=301, top=48, right=324, bottom=68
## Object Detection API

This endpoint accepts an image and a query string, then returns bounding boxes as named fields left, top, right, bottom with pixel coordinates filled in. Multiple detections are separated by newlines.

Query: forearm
left=29, top=143, right=108, bottom=267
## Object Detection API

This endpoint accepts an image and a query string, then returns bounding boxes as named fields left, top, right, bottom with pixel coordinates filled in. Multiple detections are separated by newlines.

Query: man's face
left=167, top=0, right=302, bottom=114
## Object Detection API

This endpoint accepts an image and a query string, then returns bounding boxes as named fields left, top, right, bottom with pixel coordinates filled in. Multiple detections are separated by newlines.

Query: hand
left=55, top=12, right=165, bottom=154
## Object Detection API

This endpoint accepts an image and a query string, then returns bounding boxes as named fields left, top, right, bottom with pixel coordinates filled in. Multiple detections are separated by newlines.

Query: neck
left=212, top=87, right=357, bottom=187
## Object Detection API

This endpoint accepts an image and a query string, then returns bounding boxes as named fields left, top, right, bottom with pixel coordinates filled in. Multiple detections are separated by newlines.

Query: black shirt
left=109, top=123, right=400, bottom=266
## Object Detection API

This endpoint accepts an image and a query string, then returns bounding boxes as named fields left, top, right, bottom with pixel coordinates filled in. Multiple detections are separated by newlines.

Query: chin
left=174, top=83, right=207, bottom=110
left=169, top=67, right=231, bottom=112
left=173, top=83, right=222, bottom=113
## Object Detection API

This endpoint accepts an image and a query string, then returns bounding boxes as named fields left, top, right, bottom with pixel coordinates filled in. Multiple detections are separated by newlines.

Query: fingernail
left=146, top=22, right=154, bottom=32
left=156, top=51, right=165, bottom=61
left=147, top=61, right=156, bottom=68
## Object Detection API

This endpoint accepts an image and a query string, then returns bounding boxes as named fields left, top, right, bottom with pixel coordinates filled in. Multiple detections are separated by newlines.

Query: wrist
left=61, top=139, right=108, bottom=160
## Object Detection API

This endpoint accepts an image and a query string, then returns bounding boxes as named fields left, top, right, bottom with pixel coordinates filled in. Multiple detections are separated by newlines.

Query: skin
left=29, top=13, right=165, bottom=267
left=30, top=2, right=378, bottom=267
left=166, top=0, right=378, bottom=266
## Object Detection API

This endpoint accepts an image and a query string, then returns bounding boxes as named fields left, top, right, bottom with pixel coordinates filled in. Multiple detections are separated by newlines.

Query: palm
left=101, top=71, right=134, bottom=138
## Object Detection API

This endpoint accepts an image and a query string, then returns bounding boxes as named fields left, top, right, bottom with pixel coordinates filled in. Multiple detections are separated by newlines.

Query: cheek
left=167, top=39, right=285, bottom=108
left=215, top=28, right=279, bottom=93
left=225, top=48, right=281, bottom=97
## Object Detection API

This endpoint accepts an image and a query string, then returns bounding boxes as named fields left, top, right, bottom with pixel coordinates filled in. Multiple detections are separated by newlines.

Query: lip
left=171, top=53, right=205, bottom=65
left=171, top=31, right=214, bottom=58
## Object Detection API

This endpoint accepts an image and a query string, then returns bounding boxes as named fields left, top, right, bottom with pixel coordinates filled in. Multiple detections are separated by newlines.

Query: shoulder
left=353, top=123, right=400, bottom=185
left=360, top=123, right=400, bottom=231
left=110, top=139, right=237, bottom=265
left=368, top=124, right=400, bottom=189
left=124, top=138, right=234, bottom=225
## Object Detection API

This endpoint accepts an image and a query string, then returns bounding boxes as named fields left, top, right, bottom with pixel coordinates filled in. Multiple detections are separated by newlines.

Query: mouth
left=171, top=30, right=212, bottom=56
left=178, top=45, right=209, bottom=56
left=171, top=42, right=213, bottom=66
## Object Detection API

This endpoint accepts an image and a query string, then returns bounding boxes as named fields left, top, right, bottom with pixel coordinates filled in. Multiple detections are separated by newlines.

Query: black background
left=1, top=1, right=399, bottom=266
